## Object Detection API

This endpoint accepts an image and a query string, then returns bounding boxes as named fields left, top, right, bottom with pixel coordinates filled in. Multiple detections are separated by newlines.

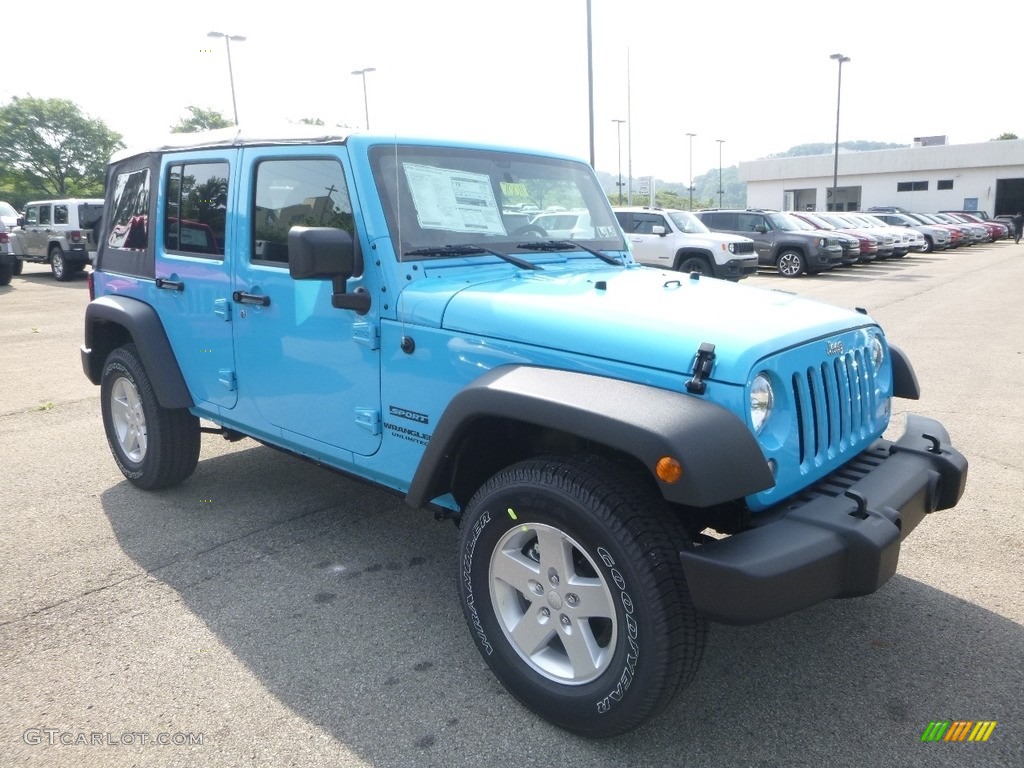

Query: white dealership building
left=740, top=137, right=1024, bottom=217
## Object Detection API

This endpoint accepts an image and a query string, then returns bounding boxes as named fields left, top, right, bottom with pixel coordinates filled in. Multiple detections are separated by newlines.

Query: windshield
left=765, top=212, right=806, bottom=232
left=0, top=201, right=18, bottom=225
left=798, top=213, right=833, bottom=229
left=667, top=211, right=710, bottom=234
left=369, top=144, right=625, bottom=261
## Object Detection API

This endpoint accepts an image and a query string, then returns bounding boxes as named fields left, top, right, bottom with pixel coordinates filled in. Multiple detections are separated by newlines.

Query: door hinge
left=214, top=298, right=232, bottom=321
left=355, top=407, right=381, bottom=435
left=218, top=369, right=237, bottom=391
left=352, top=318, right=380, bottom=350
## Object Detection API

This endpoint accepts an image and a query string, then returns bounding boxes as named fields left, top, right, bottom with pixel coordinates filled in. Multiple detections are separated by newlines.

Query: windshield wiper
left=403, top=244, right=542, bottom=270
left=516, top=240, right=624, bottom=266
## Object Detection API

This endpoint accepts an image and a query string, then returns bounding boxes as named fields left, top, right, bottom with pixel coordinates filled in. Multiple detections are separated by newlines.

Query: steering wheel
left=511, top=224, right=548, bottom=238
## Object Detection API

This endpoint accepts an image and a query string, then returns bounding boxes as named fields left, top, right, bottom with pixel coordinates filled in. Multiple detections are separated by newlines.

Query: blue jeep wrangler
left=81, top=127, right=967, bottom=737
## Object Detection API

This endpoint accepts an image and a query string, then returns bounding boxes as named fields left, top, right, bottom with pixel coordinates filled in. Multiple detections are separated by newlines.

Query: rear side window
left=165, top=161, right=229, bottom=257
left=54, top=205, right=69, bottom=225
left=108, top=169, right=151, bottom=250
left=252, top=158, right=353, bottom=265
left=702, top=212, right=738, bottom=231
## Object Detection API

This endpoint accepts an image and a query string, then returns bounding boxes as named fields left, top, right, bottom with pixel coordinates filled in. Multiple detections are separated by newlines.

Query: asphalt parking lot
left=2, top=245, right=1022, bottom=768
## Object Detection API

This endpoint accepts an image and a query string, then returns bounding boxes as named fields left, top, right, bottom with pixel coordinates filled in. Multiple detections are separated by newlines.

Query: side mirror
left=754, top=224, right=768, bottom=234
left=17, top=216, right=25, bottom=227
left=652, top=225, right=667, bottom=236
left=288, top=226, right=369, bottom=313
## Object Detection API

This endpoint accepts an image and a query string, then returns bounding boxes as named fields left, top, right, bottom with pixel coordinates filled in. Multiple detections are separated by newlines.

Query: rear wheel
left=13, top=259, right=24, bottom=276
left=776, top=249, right=806, bottom=278
left=457, top=456, right=706, bottom=737
left=100, top=344, right=200, bottom=489
left=49, top=246, right=71, bottom=281
left=0, top=263, right=12, bottom=286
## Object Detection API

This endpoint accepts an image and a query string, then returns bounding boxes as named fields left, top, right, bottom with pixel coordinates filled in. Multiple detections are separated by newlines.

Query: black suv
left=695, top=209, right=844, bottom=277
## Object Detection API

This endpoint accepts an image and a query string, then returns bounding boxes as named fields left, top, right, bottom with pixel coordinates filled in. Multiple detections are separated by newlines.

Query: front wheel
left=457, top=456, right=706, bottom=737
left=0, top=263, right=12, bottom=286
left=100, top=344, right=200, bottom=489
left=676, top=255, right=711, bottom=276
left=776, top=249, right=806, bottom=278
left=13, top=259, right=24, bottom=276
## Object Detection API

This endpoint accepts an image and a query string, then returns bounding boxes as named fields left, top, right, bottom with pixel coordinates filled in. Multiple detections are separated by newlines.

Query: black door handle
left=233, top=290, right=270, bottom=306
left=156, top=278, right=185, bottom=292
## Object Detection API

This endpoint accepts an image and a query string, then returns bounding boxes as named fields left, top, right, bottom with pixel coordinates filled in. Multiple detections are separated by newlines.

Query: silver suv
left=14, top=198, right=104, bottom=280
left=614, top=207, right=757, bottom=280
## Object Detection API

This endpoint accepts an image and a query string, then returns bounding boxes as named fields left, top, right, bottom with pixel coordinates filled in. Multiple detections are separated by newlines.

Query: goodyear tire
left=457, top=456, right=706, bottom=737
left=100, top=344, right=200, bottom=490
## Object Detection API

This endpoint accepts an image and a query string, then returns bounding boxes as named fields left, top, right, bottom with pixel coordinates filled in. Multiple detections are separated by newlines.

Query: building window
left=937, top=179, right=953, bottom=190
left=897, top=181, right=928, bottom=192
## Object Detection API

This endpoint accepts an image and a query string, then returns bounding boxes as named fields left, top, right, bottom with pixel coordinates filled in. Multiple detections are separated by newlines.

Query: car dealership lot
left=2, top=249, right=1022, bottom=767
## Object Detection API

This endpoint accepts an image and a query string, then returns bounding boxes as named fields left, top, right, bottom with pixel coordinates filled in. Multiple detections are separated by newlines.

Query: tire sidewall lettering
left=461, top=508, right=493, bottom=655
left=461, top=491, right=644, bottom=717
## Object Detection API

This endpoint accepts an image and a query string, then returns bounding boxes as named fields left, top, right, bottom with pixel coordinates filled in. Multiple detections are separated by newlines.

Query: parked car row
left=869, top=206, right=1013, bottom=244
left=690, top=208, right=931, bottom=278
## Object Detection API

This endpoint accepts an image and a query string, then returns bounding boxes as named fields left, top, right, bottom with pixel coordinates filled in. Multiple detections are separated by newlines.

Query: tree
left=0, top=96, right=124, bottom=199
left=992, top=132, right=1019, bottom=141
left=170, top=106, right=233, bottom=134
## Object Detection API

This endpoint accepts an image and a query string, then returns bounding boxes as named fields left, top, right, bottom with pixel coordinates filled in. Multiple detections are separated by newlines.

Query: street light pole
left=586, top=0, right=595, bottom=168
left=207, top=31, right=246, bottom=125
left=351, top=67, right=376, bottom=130
left=830, top=53, right=850, bottom=212
left=685, top=132, right=696, bottom=210
left=716, top=139, right=726, bottom=208
left=612, top=119, right=626, bottom=205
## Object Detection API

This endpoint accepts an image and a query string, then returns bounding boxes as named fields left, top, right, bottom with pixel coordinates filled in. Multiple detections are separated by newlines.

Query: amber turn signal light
left=655, top=456, right=683, bottom=484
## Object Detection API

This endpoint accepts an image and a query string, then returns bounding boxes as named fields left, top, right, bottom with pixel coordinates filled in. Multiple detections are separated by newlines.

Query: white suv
left=614, top=207, right=758, bottom=280
left=14, top=198, right=104, bottom=280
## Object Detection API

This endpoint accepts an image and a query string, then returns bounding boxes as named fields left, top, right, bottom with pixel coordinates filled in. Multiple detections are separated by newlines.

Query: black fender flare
left=81, top=295, right=194, bottom=409
left=406, top=366, right=775, bottom=509
left=888, top=343, right=920, bottom=400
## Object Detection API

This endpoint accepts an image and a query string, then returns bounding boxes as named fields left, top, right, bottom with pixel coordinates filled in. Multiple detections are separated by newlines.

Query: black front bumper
left=680, top=414, right=967, bottom=625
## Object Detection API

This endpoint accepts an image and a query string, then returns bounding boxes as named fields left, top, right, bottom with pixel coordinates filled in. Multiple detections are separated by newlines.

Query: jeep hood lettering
left=399, top=266, right=875, bottom=383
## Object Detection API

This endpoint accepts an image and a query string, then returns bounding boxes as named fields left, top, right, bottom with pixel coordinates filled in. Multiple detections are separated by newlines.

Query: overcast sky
left=4, top=0, right=1020, bottom=185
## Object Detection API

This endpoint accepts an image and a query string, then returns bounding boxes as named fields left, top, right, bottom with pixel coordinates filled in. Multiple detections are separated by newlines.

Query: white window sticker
left=403, top=163, right=506, bottom=235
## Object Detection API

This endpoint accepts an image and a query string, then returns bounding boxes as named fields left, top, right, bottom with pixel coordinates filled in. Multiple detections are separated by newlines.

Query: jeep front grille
left=733, top=241, right=755, bottom=256
left=791, top=347, right=878, bottom=466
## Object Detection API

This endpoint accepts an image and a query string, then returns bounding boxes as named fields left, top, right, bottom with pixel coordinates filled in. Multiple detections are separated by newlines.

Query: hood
left=397, top=263, right=875, bottom=384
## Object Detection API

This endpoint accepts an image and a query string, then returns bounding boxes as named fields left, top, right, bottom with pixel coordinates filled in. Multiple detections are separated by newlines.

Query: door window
left=165, top=161, right=229, bottom=257
left=252, top=158, right=353, bottom=266
left=632, top=213, right=666, bottom=234
left=54, top=205, right=69, bottom=225
left=38, top=206, right=51, bottom=226
left=25, top=206, right=39, bottom=226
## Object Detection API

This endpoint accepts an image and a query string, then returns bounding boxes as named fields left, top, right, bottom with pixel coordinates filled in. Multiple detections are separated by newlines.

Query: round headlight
left=750, top=373, right=774, bottom=433
left=870, top=336, right=885, bottom=372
